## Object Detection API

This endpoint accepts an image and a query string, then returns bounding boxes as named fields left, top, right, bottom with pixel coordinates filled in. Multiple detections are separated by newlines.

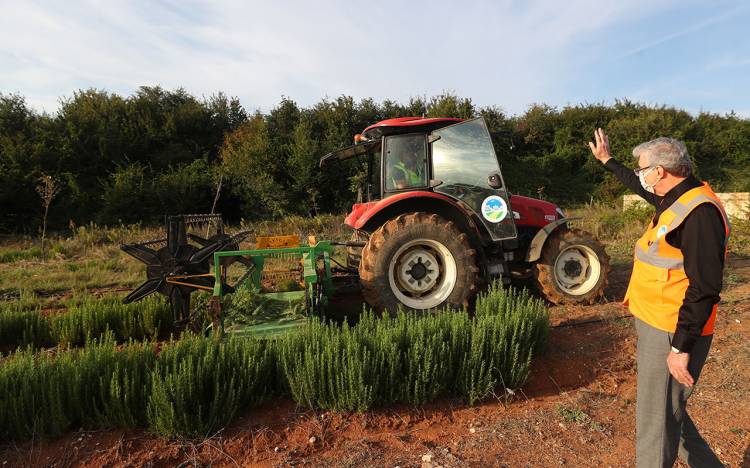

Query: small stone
left=422, top=453, right=432, bottom=462
left=735, top=319, right=740, bottom=323
left=308, top=436, right=317, bottom=445
left=469, top=427, right=476, bottom=434
left=274, top=446, right=281, bottom=453
left=559, top=423, right=566, bottom=430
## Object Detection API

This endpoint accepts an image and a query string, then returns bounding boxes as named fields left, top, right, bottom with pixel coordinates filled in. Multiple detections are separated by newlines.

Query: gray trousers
left=635, top=317, right=723, bottom=468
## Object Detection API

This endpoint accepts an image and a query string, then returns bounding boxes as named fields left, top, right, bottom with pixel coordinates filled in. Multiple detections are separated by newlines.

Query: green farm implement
left=121, top=214, right=354, bottom=337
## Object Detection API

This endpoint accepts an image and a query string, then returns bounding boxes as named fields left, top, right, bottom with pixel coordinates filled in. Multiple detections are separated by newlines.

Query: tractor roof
left=362, top=117, right=462, bottom=139
left=319, top=117, right=463, bottom=167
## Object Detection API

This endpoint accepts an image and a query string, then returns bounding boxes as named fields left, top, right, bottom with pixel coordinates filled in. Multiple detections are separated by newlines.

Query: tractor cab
left=320, top=117, right=517, bottom=243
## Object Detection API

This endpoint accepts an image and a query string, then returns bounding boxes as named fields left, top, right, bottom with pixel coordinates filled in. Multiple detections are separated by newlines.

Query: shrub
left=0, top=285, right=549, bottom=440
left=147, top=334, right=274, bottom=438
left=0, top=334, right=156, bottom=440
left=277, top=316, right=387, bottom=412
left=0, top=307, right=52, bottom=350
left=49, top=296, right=171, bottom=347
left=0, top=296, right=171, bottom=351
left=459, top=285, right=549, bottom=404
left=278, top=284, right=550, bottom=411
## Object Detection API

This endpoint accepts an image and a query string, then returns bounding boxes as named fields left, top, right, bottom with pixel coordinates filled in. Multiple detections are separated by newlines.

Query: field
left=1, top=205, right=749, bottom=467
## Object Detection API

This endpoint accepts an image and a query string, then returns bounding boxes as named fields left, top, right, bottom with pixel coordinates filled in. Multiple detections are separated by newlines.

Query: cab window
left=384, top=134, right=427, bottom=192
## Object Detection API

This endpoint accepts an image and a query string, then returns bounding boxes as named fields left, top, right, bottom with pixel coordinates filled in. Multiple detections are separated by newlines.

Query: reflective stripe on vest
left=623, top=182, right=731, bottom=334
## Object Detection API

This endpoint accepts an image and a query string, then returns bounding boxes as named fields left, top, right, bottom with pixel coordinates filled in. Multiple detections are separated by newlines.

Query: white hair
left=632, top=137, right=692, bottom=177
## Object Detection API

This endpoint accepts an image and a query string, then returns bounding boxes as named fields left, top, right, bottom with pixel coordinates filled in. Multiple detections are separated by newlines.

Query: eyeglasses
left=633, top=166, right=655, bottom=176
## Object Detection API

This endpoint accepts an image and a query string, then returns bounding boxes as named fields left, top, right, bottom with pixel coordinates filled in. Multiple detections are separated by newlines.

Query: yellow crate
left=255, top=235, right=300, bottom=249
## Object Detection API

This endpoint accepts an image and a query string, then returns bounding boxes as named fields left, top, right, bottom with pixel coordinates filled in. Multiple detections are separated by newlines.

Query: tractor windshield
left=430, top=118, right=517, bottom=241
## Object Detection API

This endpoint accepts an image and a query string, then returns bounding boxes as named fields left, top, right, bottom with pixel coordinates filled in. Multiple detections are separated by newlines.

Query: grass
left=567, top=203, right=654, bottom=261
left=557, top=404, right=604, bottom=432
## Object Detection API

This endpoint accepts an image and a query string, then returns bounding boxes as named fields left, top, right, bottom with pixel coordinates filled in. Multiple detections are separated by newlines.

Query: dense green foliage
left=3, top=89, right=748, bottom=233
left=0, top=296, right=171, bottom=350
left=147, top=334, right=275, bottom=438
left=0, top=334, right=156, bottom=440
left=277, top=284, right=549, bottom=410
left=0, top=285, right=548, bottom=440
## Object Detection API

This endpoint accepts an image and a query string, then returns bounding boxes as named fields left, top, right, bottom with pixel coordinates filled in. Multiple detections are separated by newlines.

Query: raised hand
left=588, top=128, right=612, bottom=164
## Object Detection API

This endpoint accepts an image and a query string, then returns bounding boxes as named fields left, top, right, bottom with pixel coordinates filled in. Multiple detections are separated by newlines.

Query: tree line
left=1, top=87, right=748, bottom=233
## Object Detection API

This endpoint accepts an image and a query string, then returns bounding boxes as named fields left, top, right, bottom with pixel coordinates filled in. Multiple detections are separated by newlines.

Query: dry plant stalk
left=35, top=174, right=61, bottom=258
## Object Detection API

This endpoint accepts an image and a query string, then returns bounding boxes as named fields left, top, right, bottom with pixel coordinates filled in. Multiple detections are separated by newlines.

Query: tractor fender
left=524, top=217, right=581, bottom=262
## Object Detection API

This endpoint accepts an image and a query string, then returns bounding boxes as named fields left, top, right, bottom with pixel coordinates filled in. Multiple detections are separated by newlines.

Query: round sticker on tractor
left=656, top=225, right=668, bottom=239
left=481, top=196, right=508, bottom=223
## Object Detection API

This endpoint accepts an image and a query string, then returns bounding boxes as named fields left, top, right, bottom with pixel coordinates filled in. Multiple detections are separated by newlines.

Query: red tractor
left=320, top=116, right=610, bottom=312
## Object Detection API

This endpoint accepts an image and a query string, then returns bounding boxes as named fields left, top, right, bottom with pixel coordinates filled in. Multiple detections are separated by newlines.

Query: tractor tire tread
left=533, top=227, right=611, bottom=305
left=359, top=212, right=478, bottom=312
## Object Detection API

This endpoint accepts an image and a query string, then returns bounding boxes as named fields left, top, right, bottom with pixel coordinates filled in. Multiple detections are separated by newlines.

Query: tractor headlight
left=556, top=207, right=565, bottom=219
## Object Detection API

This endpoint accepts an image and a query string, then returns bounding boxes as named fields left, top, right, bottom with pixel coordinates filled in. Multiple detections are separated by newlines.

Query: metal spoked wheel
left=552, top=245, right=601, bottom=296
left=387, top=238, right=457, bottom=310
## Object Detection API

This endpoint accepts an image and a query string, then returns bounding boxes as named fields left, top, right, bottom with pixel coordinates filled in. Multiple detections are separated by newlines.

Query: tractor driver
left=390, top=139, right=425, bottom=190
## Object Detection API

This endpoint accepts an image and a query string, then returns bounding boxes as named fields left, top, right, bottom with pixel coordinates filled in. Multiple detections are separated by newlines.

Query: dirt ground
left=2, top=256, right=749, bottom=467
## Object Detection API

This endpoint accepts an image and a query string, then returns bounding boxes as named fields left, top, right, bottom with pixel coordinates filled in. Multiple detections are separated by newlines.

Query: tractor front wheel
left=359, top=212, right=478, bottom=312
left=533, top=228, right=610, bottom=305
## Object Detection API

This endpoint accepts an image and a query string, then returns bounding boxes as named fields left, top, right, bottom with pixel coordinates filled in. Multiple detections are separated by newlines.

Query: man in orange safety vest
left=589, top=129, right=729, bottom=468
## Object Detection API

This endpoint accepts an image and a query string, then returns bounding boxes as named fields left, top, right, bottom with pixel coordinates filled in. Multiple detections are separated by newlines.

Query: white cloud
left=1, top=0, right=681, bottom=115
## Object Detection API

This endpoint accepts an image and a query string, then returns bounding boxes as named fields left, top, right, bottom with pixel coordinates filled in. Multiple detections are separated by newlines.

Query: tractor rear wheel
left=359, top=212, right=478, bottom=312
left=533, top=228, right=610, bottom=305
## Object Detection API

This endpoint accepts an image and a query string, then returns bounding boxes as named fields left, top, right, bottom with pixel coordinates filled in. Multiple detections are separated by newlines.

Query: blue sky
left=1, top=0, right=748, bottom=117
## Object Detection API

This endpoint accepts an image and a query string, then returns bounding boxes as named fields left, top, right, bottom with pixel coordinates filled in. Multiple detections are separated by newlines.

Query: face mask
left=638, top=166, right=659, bottom=193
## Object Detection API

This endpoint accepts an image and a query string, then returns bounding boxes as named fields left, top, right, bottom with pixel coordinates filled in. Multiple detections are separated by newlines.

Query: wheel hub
left=398, top=248, right=439, bottom=294
left=563, top=258, right=583, bottom=278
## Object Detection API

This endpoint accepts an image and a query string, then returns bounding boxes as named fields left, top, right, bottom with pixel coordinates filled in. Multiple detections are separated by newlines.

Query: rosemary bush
left=0, top=284, right=549, bottom=440
left=0, top=334, right=156, bottom=440
left=278, top=284, right=549, bottom=410
left=147, top=333, right=275, bottom=438
left=0, top=296, right=171, bottom=351
left=0, top=306, right=53, bottom=349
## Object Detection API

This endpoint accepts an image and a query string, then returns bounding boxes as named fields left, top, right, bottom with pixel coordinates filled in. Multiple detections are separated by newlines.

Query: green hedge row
left=277, top=286, right=548, bottom=410
left=0, top=285, right=549, bottom=441
left=0, top=296, right=172, bottom=350
left=0, top=333, right=274, bottom=440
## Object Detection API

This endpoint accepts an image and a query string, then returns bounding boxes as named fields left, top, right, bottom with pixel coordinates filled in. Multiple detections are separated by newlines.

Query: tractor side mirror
left=487, top=173, right=503, bottom=189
